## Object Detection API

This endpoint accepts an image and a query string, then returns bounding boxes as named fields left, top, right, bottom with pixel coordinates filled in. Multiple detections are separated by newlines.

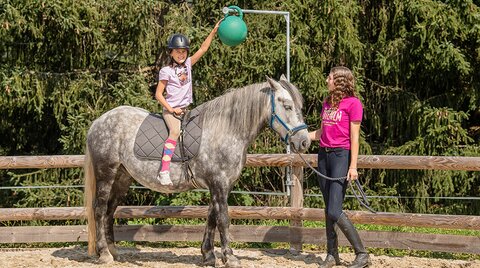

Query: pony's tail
left=84, top=145, right=96, bottom=256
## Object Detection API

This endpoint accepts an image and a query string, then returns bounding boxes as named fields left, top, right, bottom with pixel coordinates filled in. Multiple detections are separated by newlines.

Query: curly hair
left=326, top=66, right=356, bottom=108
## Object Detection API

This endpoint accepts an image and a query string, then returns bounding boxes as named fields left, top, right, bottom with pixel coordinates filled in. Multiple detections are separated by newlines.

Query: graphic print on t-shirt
left=174, top=65, right=190, bottom=86
left=322, top=107, right=342, bottom=126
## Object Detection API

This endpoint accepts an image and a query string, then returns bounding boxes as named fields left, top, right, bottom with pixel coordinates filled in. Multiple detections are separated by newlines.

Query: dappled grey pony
left=84, top=75, right=311, bottom=267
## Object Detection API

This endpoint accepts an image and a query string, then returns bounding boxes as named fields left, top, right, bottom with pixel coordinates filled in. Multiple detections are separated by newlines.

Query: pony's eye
left=285, top=105, right=292, bottom=111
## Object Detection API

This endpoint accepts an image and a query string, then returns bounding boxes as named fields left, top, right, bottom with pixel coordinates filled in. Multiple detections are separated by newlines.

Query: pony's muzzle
left=290, top=131, right=311, bottom=153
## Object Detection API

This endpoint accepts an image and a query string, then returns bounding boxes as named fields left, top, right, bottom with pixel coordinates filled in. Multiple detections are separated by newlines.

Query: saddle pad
left=134, top=107, right=203, bottom=162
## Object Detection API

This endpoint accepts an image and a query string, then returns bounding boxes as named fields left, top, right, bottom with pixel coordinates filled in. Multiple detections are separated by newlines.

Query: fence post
left=289, top=166, right=304, bottom=252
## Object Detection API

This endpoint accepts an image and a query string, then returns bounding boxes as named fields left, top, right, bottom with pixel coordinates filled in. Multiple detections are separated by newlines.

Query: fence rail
left=2, top=224, right=479, bottom=254
left=1, top=154, right=480, bottom=170
left=1, top=206, right=480, bottom=230
left=1, top=154, right=479, bottom=254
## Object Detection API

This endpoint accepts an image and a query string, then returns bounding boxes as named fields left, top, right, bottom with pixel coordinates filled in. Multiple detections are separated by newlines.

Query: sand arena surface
left=1, top=246, right=479, bottom=267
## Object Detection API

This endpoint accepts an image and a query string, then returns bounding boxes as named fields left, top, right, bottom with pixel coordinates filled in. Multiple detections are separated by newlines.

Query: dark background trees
left=1, top=0, right=479, bottom=215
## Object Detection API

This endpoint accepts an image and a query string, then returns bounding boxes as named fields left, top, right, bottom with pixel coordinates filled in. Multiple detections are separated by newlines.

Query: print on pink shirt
left=319, top=97, right=363, bottom=150
left=322, top=108, right=343, bottom=125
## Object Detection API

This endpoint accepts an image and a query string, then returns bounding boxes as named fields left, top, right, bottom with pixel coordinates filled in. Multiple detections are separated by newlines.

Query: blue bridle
left=269, top=91, right=308, bottom=144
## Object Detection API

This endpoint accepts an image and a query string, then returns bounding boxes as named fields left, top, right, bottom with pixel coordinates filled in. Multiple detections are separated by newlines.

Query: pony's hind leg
left=105, top=168, right=133, bottom=260
left=94, top=167, right=118, bottom=264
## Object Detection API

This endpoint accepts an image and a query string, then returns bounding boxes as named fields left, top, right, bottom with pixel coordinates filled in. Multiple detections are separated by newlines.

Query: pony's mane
left=200, top=79, right=304, bottom=140
left=201, top=82, right=270, bottom=138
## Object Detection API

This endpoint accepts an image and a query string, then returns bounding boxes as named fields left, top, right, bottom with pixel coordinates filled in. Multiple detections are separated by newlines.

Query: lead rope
left=296, top=153, right=376, bottom=213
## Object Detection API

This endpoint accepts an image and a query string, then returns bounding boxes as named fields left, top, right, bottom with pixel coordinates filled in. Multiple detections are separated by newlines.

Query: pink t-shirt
left=158, top=57, right=193, bottom=108
left=319, top=97, right=363, bottom=150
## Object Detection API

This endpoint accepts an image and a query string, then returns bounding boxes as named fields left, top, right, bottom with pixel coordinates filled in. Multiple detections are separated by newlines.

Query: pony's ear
left=266, top=76, right=281, bottom=92
left=279, top=74, right=287, bottom=81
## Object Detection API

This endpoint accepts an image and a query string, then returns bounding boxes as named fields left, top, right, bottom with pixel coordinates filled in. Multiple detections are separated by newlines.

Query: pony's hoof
left=224, top=255, right=241, bottom=268
left=108, top=244, right=119, bottom=260
left=96, top=253, right=114, bottom=264
left=202, top=252, right=216, bottom=267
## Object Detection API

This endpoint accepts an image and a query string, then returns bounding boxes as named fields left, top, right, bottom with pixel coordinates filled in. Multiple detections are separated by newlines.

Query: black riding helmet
left=167, top=34, right=190, bottom=50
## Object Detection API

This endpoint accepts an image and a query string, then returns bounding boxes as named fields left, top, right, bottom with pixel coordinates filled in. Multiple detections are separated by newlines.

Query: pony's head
left=266, top=75, right=311, bottom=153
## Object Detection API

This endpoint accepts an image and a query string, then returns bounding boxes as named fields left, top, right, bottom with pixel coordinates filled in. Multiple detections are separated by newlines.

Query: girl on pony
left=155, top=20, right=221, bottom=185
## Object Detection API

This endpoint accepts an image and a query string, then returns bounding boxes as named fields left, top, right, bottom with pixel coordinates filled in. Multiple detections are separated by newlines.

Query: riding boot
left=319, top=217, right=341, bottom=268
left=336, top=213, right=371, bottom=268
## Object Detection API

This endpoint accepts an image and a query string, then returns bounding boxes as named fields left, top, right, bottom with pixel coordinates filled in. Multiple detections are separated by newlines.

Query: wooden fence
left=0, top=154, right=479, bottom=254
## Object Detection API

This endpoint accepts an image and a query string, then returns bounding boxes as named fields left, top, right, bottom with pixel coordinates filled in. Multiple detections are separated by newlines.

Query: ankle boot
left=319, top=254, right=340, bottom=268
left=348, top=253, right=370, bottom=268
left=336, top=213, right=371, bottom=268
left=319, top=217, right=340, bottom=268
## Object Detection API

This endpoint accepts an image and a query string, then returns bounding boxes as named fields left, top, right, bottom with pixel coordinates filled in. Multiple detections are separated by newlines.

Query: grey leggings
left=317, top=147, right=350, bottom=222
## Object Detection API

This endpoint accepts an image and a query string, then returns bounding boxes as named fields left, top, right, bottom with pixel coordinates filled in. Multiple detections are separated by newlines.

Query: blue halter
left=269, top=91, right=308, bottom=144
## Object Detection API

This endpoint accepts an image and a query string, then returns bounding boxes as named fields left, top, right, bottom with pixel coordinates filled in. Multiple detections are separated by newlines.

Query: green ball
left=218, top=6, right=248, bottom=46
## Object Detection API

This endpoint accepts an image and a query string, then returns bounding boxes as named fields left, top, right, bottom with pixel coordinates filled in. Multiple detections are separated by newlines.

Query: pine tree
left=1, top=0, right=479, bottom=215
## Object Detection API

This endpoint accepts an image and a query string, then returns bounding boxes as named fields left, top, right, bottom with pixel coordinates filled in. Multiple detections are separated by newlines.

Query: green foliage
left=0, top=0, right=479, bottom=215
left=7, top=168, right=83, bottom=208
left=169, top=191, right=210, bottom=206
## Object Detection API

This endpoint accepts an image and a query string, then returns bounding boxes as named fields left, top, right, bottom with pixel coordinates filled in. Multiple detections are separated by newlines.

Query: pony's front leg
left=201, top=202, right=217, bottom=266
left=215, top=194, right=241, bottom=268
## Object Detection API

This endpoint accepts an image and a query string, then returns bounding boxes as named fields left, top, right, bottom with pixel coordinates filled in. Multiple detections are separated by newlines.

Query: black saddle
left=134, top=107, right=203, bottom=162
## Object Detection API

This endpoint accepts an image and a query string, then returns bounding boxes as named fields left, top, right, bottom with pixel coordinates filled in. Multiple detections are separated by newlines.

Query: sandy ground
left=1, top=246, right=479, bottom=268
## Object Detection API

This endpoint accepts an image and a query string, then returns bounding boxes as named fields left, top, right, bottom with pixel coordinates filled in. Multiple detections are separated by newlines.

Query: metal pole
left=285, top=13, right=290, bottom=82
left=284, top=12, right=292, bottom=196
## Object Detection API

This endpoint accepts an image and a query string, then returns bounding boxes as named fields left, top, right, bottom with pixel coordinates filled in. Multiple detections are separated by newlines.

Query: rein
left=296, top=153, right=376, bottom=213
left=269, top=91, right=308, bottom=143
